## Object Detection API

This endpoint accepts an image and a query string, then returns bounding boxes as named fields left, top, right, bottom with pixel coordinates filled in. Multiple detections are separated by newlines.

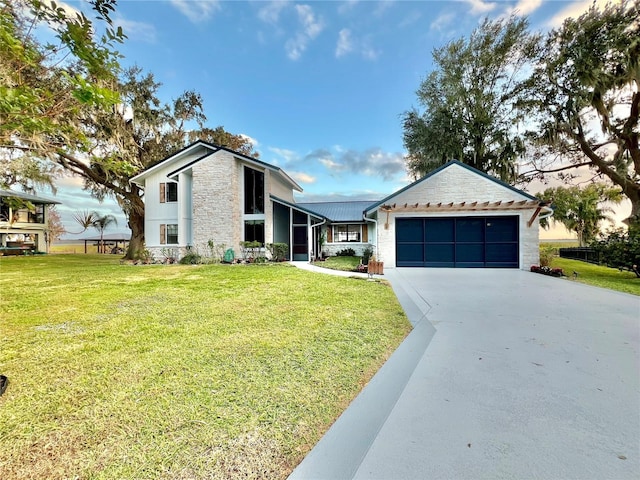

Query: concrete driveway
left=290, top=269, right=640, bottom=480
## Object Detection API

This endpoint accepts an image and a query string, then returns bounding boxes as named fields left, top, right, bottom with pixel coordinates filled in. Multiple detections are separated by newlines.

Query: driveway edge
left=288, top=269, right=436, bottom=479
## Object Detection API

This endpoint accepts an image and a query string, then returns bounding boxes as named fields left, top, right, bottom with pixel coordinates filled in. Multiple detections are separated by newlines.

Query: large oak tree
left=402, top=16, right=539, bottom=183
left=1, top=0, right=123, bottom=191
left=2, top=1, right=256, bottom=259
left=521, top=0, right=640, bottom=228
left=57, top=67, right=258, bottom=259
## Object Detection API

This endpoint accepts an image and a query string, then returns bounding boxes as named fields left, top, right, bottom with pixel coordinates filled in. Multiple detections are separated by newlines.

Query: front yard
left=0, top=255, right=411, bottom=479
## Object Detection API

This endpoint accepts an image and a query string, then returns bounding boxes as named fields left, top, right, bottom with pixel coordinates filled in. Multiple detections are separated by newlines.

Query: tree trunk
left=124, top=210, right=145, bottom=260
left=122, top=189, right=146, bottom=260
left=624, top=186, right=640, bottom=232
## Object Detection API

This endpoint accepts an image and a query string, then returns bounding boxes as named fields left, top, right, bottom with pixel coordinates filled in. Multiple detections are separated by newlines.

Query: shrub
left=206, top=240, right=227, bottom=263
left=591, top=227, right=640, bottom=277
left=336, top=247, right=356, bottom=257
left=362, top=246, right=374, bottom=264
left=179, top=252, right=202, bottom=264
left=539, top=245, right=556, bottom=267
left=266, top=243, right=289, bottom=261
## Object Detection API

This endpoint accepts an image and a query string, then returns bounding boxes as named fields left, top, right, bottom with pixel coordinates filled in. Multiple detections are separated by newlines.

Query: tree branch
left=520, top=161, right=592, bottom=177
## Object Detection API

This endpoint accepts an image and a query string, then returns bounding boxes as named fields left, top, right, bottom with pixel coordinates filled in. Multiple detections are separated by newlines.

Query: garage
left=396, top=216, right=519, bottom=268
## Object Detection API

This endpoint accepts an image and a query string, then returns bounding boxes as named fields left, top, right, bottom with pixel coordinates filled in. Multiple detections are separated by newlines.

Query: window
left=166, top=224, right=178, bottom=244
left=332, top=224, right=362, bottom=243
left=160, top=182, right=178, bottom=203
left=244, top=220, right=265, bottom=244
left=160, top=224, right=178, bottom=244
left=244, top=167, right=264, bottom=214
left=28, top=204, right=44, bottom=224
left=0, top=203, right=10, bottom=222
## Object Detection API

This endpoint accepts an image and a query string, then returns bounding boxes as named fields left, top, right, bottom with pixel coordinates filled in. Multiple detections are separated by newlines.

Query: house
left=0, top=189, right=60, bottom=254
left=130, top=141, right=552, bottom=269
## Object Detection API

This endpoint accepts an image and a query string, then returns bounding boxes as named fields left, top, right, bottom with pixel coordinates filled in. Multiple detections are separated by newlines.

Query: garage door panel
left=396, top=218, right=423, bottom=242
left=456, top=218, right=484, bottom=242
left=486, top=243, right=518, bottom=267
left=424, top=218, right=454, bottom=242
left=455, top=243, right=484, bottom=264
left=396, top=216, right=519, bottom=268
left=397, top=244, right=425, bottom=266
left=486, top=217, right=518, bottom=242
left=425, top=244, right=454, bottom=267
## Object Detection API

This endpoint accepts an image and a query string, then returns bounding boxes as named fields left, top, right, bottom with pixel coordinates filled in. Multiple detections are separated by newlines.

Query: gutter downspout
left=538, top=205, right=554, bottom=222
left=363, top=212, right=378, bottom=258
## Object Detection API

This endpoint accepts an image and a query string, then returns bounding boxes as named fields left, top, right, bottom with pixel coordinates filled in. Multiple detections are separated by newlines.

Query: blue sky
left=43, top=0, right=622, bottom=238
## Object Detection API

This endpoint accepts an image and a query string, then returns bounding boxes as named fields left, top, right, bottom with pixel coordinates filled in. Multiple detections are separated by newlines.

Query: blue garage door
left=396, top=216, right=519, bottom=268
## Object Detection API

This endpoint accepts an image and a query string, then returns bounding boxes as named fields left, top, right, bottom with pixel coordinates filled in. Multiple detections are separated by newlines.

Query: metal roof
left=0, top=189, right=60, bottom=204
left=297, top=201, right=379, bottom=222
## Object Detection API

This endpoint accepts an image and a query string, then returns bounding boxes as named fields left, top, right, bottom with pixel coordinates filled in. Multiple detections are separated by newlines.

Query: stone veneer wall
left=190, top=151, right=241, bottom=257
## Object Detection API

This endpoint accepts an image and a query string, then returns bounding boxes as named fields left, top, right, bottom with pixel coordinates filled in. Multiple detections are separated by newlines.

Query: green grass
left=0, top=255, right=411, bottom=479
left=551, top=257, right=640, bottom=296
left=312, top=256, right=362, bottom=272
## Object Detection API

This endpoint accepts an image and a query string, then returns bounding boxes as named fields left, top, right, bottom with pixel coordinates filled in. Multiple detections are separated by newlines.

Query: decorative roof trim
left=130, top=140, right=303, bottom=192
left=365, top=160, right=536, bottom=214
left=378, top=199, right=543, bottom=213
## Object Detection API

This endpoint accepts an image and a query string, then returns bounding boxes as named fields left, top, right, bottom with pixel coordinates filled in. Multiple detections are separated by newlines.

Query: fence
left=559, top=247, right=600, bottom=264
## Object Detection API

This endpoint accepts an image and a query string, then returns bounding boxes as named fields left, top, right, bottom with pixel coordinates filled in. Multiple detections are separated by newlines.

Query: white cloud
left=258, top=0, right=288, bottom=24
left=336, top=28, right=353, bottom=58
left=268, top=147, right=299, bottom=165
left=297, top=4, right=324, bottom=38
left=308, top=148, right=405, bottom=180
left=240, top=133, right=259, bottom=148
left=170, top=0, right=221, bottom=23
left=338, top=0, right=360, bottom=15
left=430, top=12, right=455, bottom=32
left=466, top=0, right=497, bottom=15
left=319, top=157, right=344, bottom=171
left=289, top=172, right=317, bottom=184
left=285, top=5, right=325, bottom=60
left=335, top=29, right=379, bottom=60
left=114, top=16, right=157, bottom=43
left=373, top=0, right=395, bottom=17
left=502, top=0, right=543, bottom=17
left=546, top=0, right=616, bottom=28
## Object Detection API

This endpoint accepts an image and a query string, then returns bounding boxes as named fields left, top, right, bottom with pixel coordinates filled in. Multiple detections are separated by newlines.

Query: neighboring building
left=131, top=141, right=552, bottom=270
left=0, top=189, right=60, bottom=253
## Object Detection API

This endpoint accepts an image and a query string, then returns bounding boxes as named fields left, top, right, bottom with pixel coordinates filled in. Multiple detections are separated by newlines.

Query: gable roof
left=297, top=201, right=379, bottom=222
left=130, top=140, right=302, bottom=192
left=0, top=189, right=60, bottom=204
left=365, top=160, right=536, bottom=214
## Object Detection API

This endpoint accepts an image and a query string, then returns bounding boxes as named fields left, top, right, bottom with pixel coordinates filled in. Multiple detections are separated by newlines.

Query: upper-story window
left=0, top=202, right=45, bottom=224
left=244, top=166, right=264, bottom=214
left=160, top=182, right=178, bottom=203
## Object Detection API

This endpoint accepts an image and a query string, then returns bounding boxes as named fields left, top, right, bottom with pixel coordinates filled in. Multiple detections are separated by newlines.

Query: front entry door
left=292, top=225, right=308, bottom=261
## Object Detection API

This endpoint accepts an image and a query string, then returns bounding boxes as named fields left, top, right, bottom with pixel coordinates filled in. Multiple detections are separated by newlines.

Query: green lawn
left=312, top=256, right=362, bottom=272
left=0, top=255, right=411, bottom=479
left=551, top=257, right=640, bottom=296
